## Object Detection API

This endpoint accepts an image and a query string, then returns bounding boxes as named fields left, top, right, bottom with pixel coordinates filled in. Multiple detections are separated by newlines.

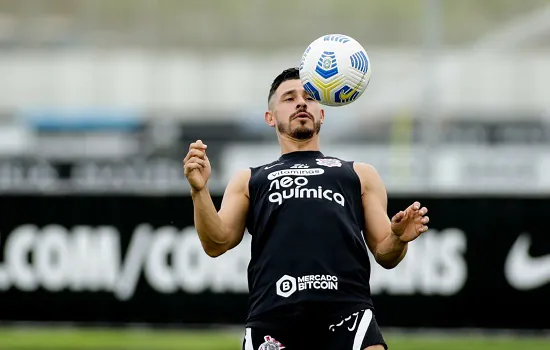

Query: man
left=183, top=67, right=429, bottom=350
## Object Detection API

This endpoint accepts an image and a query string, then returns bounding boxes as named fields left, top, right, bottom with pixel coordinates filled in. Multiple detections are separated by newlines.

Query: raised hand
left=390, top=201, right=429, bottom=243
left=183, top=140, right=211, bottom=191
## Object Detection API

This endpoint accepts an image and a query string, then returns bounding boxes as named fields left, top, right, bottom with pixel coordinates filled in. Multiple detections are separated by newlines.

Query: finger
left=419, top=226, right=429, bottom=233
left=419, top=207, right=428, bottom=216
left=186, top=156, right=206, bottom=167
left=184, top=149, right=206, bottom=162
left=184, top=163, right=203, bottom=174
left=184, top=149, right=197, bottom=163
left=189, top=140, right=208, bottom=151
left=188, top=143, right=204, bottom=152
left=392, top=211, right=405, bottom=223
left=421, top=216, right=430, bottom=224
left=196, top=139, right=207, bottom=148
left=190, top=149, right=206, bottom=159
left=412, top=201, right=421, bottom=211
left=183, top=152, right=193, bottom=164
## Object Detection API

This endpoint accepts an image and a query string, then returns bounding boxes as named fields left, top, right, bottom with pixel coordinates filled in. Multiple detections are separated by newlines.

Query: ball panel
left=303, top=81, right=321, bottom=101
left=334, top=85, right=360, bottom=104
left=311, top=75, right=345, bottom=105
left=315, top=51, right=339, bottom=79
left=350, top=51, right=369, bottom=74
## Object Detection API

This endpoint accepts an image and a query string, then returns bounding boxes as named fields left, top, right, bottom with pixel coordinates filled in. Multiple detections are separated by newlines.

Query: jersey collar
left=278, top=150, right=325, bottom=161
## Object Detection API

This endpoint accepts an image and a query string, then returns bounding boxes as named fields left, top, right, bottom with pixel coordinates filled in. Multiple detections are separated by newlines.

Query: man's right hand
left=183, top=140, right=211, bottom=192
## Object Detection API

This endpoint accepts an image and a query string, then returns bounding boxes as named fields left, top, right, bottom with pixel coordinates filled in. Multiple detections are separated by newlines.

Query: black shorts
left=242, top=309, right=388, bottom=350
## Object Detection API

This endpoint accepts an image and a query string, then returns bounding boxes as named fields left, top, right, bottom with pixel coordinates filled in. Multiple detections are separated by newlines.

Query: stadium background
left=0, top=0, right=549, bottom=349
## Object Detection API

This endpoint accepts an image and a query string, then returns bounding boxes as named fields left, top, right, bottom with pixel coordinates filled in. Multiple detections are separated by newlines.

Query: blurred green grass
left=0, top=327, right=548, bottom=350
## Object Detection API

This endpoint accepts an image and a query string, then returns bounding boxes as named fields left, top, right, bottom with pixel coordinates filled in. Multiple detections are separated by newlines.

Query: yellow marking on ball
left=311, top=76, right=345, bottom=102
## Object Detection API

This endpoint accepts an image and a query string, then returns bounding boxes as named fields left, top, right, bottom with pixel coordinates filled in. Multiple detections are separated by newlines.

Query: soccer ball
left=299, top=34, right=371, bottom=107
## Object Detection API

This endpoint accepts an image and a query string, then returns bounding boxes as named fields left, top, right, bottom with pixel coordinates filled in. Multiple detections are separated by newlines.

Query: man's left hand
left=390, top=201, right=429, bottom=243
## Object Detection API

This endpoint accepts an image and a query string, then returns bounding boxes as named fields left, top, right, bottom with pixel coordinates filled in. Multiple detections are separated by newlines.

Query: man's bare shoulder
left=352, top=162, right=385, bottom=192
left=353, top=162, right=380, bottom=179
left=226, top=168, right=252, bottom=197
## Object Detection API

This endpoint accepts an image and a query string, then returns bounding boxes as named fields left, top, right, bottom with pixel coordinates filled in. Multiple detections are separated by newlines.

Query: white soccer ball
left=299, top=34, right=371, bottom=107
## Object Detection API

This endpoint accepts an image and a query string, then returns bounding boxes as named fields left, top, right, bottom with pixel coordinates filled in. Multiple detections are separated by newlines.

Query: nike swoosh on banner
left=504, top=233, right=550, bottom=290
left=265, top=163, right=284, bottom=170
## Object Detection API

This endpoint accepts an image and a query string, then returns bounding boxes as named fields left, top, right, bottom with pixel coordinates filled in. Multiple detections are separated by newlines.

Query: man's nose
left=296, top=97, right=307, bottom=109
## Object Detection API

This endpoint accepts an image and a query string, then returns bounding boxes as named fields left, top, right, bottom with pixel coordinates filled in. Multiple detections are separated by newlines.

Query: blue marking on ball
left=350, top=51, right=369, bottom=73
left=303, top=82, right=321, bottom=101
left=315, top=51, right=338, bottom=79
left=323, top=35, right=351, bottom=43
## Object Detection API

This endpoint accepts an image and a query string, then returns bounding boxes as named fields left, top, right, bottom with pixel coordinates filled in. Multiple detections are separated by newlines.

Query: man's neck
left=279, top=135, right=320, bottom=155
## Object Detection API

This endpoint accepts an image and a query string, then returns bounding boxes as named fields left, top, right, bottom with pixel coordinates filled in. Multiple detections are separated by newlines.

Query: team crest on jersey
left=316, top=158, right=342, bottom=167
left=259, top=335, right=285, bottom=350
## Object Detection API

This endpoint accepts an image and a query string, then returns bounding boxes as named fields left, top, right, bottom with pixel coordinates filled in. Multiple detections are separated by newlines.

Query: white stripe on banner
left=244, top=327, right=254, bottom=350
left=352, top=309, right=373, bottom=350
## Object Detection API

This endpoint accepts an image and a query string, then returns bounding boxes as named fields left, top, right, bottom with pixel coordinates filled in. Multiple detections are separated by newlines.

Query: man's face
left=266, top=79, right=324, bottom=140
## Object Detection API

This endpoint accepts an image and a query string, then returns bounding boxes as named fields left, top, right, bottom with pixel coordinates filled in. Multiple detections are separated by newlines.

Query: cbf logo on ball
left=276, top=274, right=338, bottom=298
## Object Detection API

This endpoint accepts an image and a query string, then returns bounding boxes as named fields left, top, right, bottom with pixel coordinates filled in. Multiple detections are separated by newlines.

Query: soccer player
left=183, top=67, right=429, bottom=350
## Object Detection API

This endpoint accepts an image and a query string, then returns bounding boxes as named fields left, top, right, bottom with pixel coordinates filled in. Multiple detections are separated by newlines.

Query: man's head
left=265, top=67, right=324, bottom=140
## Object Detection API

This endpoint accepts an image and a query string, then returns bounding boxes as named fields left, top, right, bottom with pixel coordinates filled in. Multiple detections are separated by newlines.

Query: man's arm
left=354, top=162, right=407, bottom=269
left=192, top=169, right=250, bottom=257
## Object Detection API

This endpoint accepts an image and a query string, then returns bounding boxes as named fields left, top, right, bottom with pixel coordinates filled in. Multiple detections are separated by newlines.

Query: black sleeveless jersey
left=244, top=150, right=374, bottom=326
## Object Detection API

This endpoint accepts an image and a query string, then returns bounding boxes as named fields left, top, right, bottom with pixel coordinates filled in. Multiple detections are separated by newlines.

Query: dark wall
left=0, top=195, right=549, bottom=329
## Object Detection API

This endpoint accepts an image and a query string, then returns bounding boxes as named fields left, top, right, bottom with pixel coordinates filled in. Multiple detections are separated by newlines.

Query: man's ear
left=320, top=108, right=325, bottom=124
left=265, top=110, right=276, bottom=127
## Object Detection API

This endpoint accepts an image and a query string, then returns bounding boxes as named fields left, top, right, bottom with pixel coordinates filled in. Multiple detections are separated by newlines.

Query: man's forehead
left=277, top=79, right=305, bottom=96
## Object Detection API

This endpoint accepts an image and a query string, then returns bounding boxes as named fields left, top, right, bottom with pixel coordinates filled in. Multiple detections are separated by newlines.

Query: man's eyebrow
left=280, top=89, right=297, bottom=97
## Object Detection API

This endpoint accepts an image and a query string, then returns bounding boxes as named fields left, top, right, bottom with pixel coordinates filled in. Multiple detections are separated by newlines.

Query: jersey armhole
left=247, top=166, right=260, bottom=205
left=245, top=166, right=260, bottom=236
left=348, top=161, right=364, bottom=196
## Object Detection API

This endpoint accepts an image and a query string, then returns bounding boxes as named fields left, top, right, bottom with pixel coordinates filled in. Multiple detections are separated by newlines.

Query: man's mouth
left=294, top=112, right=312, bottom=120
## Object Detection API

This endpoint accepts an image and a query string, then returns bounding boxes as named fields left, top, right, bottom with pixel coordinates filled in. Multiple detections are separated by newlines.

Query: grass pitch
left=0, top=327, right=548, bottom=350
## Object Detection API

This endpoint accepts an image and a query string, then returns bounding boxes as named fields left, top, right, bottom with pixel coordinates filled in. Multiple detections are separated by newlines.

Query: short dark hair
left=268, top=67, right=300, bottom=106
